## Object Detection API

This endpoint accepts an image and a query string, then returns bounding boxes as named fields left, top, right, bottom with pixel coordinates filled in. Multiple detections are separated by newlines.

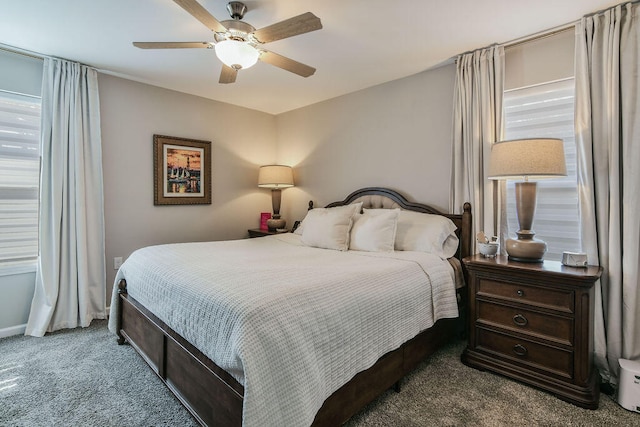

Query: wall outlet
left=113, top=257, right=123, bottom=270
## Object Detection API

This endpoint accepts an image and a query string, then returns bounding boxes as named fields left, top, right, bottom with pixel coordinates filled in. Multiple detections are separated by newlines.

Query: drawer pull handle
left=516, top=289, right=525, bottom=297
left=513, top=344, right=527, bottom=356
left=513, top=314, right=528, bottom=326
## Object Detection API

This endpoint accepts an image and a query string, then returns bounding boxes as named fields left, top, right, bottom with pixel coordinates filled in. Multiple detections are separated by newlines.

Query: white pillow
left=394, top=210, right=459, bottom=258
left=301, top=203, right=362, bottom=251
left=350, top=209, right=400, bottom=252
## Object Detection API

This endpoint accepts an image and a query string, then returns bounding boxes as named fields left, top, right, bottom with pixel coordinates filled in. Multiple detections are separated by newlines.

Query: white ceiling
left=0, top=0, right=621, bottom=114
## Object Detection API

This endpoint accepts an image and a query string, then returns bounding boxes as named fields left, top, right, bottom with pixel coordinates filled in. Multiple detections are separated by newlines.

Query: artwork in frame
left=153, top=134, right=212, bottom=205
left=260, top=212, right=271, bottom=230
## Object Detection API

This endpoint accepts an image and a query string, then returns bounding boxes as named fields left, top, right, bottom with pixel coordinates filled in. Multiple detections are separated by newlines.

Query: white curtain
left=575, top=2, right=640, bottom=384
left=25, top=58, right=106, bottom=337
left=451, top=46, right=506, bottom=248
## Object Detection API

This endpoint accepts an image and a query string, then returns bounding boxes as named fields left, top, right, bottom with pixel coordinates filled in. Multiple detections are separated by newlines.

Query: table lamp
left=488, top=138, right=566, bottom=262
left=258, top=165, right=294, bottom=231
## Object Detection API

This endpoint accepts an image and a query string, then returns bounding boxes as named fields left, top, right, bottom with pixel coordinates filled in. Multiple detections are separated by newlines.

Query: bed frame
left=115, top=187, right=472, bottom=426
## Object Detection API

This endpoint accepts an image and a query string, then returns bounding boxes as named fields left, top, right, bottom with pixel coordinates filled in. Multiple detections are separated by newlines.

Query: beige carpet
left=1, top=320, right=637, bottom=426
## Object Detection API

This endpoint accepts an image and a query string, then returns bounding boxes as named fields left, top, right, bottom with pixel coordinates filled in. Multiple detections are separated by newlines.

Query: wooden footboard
left=116, top=280, right=457, bottom=427
left=117, top=281, right=243, bottom=426
left=312, top=317, right=456, bottom=425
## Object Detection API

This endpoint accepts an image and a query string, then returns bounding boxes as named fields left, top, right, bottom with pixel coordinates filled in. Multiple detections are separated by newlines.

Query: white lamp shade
left=215, top=40, right=259, bottom=70
left=258, top=165, right=294, bottom=188
left=488, top=138, right=567, bottom=180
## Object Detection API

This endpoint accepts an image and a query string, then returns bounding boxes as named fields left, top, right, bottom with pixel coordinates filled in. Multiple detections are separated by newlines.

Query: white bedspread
left=108, top=233, right=458, bottom=427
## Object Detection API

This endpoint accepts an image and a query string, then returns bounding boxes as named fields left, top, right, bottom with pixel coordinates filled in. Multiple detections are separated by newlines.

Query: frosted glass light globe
left=215, top=40, right=259, bottom=70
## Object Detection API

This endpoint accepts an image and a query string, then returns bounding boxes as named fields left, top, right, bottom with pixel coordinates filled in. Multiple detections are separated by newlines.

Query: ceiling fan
left=133, top=0, right=322, bottom=84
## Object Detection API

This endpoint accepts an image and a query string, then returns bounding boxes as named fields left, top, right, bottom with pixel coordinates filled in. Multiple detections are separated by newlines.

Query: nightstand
left=461, top=255, right=602, bottom=409
left=247, top=228, right=287, bottom=238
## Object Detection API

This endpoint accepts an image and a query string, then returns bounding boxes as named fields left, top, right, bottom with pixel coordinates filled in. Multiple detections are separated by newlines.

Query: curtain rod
left=0, top=44, right=45, bottom=61
left=454, top=19, right=577, bottom=59
left=0, top=44, right=100, bottom=72
left=584, top=0, right=639, bottom=17
left=503, top=23, right=575, bottom=50
left=458, top=0, right=637, bottom=57
left=504, top=0, right=639, bottom=50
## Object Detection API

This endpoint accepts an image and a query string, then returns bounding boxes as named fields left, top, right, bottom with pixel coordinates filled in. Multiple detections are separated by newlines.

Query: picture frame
left=153, top=134, right=211, bottom=205
left=260, top=212, right=272, bottom=230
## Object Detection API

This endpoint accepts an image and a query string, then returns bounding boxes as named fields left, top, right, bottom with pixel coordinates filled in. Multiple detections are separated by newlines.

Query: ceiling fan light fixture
left=134, top=0, right=322, bottom=84
left=215, top=39, right=259, bottom=70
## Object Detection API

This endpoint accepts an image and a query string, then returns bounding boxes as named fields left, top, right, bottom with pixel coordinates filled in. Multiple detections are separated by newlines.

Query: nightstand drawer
left=478, top=279, right=574, bottom=313
left=477, top=301, right=573, bottom=346
left=477, top=328, right=573, bottom=379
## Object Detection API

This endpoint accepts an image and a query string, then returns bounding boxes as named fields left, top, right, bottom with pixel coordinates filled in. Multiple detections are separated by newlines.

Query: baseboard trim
left=0, top=323, right=26, bottom=339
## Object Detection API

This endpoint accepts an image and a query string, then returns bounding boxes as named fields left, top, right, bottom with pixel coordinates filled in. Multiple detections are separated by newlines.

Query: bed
left=108, top=187, right=472, bottom=426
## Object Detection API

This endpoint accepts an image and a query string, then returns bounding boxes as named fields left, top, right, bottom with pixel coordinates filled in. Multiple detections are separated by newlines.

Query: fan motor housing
left=221, top=19, right=255, bottom=36
left=227, top=1, right=247, bottom=20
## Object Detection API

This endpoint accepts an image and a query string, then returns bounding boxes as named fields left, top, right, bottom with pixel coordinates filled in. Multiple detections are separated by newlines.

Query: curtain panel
left=451, top=45, right=505, bottom=251
left=25, top=58, right=106, bottom=337
left=575, top=2, right=640, bottom=383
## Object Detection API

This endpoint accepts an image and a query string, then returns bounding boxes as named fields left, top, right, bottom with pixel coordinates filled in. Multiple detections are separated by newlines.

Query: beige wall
left=276, top=63, right=456, bottom=223
left=99, top=74, right=277, bottom=298
left=100, top=64, right=456, bottom=304
left=0, top=272, right=35, bottom=336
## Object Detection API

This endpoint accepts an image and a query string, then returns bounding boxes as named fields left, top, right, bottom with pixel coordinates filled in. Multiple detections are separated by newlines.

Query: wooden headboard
left=324, top=187, right=472, bottom=261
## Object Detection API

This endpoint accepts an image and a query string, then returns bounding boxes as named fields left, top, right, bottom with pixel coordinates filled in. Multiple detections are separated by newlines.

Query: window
left=0, top=91, right=41, bottom=274
left=503, top=79, right=580, bottom=261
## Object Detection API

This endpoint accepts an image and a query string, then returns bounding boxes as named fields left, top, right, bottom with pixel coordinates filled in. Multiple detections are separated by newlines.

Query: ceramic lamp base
left=267, top=217, right=286, bottom=231
left=507, top=182, right=547, bottom=263
left=506, top=235, right=546, bottom=262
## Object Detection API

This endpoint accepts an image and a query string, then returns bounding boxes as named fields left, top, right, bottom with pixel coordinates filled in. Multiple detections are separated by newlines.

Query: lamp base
left=505, top=234, right=546, bottom=263
left=267, top=217, right=286, bottom=231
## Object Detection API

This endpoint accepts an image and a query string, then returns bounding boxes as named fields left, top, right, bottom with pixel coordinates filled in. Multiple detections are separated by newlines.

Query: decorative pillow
left=301, top=203, right=362, bottom=251
left=350, top=209, right=400, bottom=252
left=394, top=210, right=459, bottom=258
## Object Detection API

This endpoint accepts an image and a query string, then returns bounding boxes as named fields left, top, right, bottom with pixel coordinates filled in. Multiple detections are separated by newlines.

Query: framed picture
left=260, top=212, right=271, bottom=230
left=153, top=134, right=211, bottom=205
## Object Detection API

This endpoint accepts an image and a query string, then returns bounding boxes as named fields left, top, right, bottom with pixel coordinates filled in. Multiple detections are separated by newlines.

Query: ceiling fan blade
left=252, top=12, right=322, bottom=44
left=173, top=0, right=228, bottom=33
left=259, top=50, right=316, bottom=77
left=219, top=65, right=238, bottom=84
left=133, top=42, right=212, bottom=49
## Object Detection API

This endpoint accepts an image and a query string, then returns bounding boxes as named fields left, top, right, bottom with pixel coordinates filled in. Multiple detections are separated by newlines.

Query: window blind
left=0, top=91, right=40, bottom=274
left=504, top=78, right=580, bottom=261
